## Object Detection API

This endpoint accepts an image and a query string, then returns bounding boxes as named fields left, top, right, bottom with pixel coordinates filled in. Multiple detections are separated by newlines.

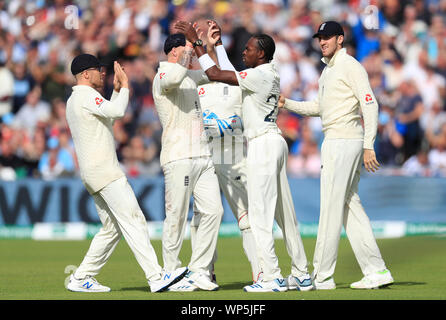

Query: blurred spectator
left=0, top=57, right=14, bottom=117
left=38, top=136, right=75, bottom=180
left=394, top=80, right=424, bottom=162
left=12, top=85, right=51, bottom=137
left=288, top=119, right=321, bottom=178
left=376, top=102, right=404, bottom=166
left=401, top=149, right=432, bottom=177
left=12, top=62, right=35, bottom=114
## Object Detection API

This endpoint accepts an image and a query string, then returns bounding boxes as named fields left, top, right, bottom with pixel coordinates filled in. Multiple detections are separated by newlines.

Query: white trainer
left=149, top=266, right=188, bottom=292
left=350, top=269, right=394, bottom=289
left=313, top=277, right=336, bottom=290
left=243, top=278, right=288, bottom=292
left=67, top=274, right=111, bottom=293
left=168, top=278, right=199, bottom=292
left=185, top=271, right=219, bottom=291
left=286, top=274, right=314, bottom=291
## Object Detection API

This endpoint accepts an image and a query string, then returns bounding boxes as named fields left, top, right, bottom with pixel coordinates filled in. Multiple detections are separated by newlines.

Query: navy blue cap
left=312, top=21, right=344, bottom=38
left=163, top=33, right=186, bottom=55
left=70, top=53, right=106, bottom=75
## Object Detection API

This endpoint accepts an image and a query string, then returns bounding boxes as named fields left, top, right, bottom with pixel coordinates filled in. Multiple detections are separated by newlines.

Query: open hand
left=363, top=149, right=380, bottom=173
left=174, top=21, right=199, bottom=43
left=114, top=61, right=128, bottom=89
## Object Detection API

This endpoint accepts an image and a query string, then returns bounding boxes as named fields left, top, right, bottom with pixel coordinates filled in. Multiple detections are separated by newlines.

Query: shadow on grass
left=120, top=287, right=150, bottom=292
left=119, top=282, right=249, bottom=292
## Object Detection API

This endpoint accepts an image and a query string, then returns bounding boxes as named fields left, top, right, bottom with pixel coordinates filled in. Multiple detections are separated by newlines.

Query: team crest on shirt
left=239, top=71, right=247, bottom=79
left=95, top=97, right=104, bottom=106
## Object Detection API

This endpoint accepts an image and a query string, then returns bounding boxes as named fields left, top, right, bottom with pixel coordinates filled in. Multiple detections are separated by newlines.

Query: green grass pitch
left=1, top=236, right=445, bottom=300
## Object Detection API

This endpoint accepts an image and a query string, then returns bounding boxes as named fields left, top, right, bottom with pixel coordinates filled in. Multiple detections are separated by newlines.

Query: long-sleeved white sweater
left=66, top=85, right=129, bottom=194
left=284, top=48, right=378, bottom=150
left=153, top=61, right=211, bottom=167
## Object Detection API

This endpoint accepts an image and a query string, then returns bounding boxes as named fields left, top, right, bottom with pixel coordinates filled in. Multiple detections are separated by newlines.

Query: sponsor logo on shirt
left=198, top=87, right=205, bottom=96
left=365, top=93, right=373, bottom=104
left=239, top=71, right=247, bottom=79
left=159, top=72, right=166, bottom=79
left=95, top=97, right=104, bottom=106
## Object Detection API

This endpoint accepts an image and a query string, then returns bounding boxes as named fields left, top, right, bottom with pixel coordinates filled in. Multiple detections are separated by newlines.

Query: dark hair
left=252, top=34, right=275, bottom=62
left=163, top=33, right=186, bottom=55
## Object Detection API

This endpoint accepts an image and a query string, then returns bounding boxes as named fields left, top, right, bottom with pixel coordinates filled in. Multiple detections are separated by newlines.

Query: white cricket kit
left=153, top=61, right=224, bottom=276
left=195, top=81, right=262, bottom=281
left=283, top=48, right=388, bottom=282
left=235, top=63, right=310, bottom=281
left=66, top=86, right=164, bottom=282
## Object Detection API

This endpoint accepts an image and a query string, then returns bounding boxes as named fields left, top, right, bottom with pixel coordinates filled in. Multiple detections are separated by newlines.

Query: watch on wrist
left=215, top=39, right=222, bottom=45
left=193, top=39, right=203, bottom=47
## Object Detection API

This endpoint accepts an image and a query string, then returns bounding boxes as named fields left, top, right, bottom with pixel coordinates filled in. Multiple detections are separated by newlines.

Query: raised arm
left=86, top=61, right=129, bottom=119
left=175, top=21, right=239, bottom=86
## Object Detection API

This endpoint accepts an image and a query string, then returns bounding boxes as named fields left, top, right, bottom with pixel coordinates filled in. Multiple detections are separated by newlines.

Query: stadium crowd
left=0, top=0, right=445, bottom=181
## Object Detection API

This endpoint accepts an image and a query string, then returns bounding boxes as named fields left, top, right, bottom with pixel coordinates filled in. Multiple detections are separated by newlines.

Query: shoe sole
left=350, top=279, right=394, bottom=290
left=288, top=285, right=314, bottom=291
left=67, top=285, right=110, bottom=293
left=244, top=288, right=288, bottom=292
left=155, top=268, right=189, bottom=293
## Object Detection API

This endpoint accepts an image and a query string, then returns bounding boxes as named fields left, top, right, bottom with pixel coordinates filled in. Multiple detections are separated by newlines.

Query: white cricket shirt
left=235, top=63, right=282, bottom=140
left=66, top=85, right=129, bottom=194
left=283, top=48, right=379, bottom=149
left=153, top=61, right=211, bottom=167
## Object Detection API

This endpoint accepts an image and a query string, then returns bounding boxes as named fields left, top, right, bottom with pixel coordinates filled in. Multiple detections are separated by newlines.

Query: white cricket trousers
left=74, top=176, right=163, bottom=282
left=162, top=156, right=223, bottom=275
left=246, top=132, right=309, bottom=281
left=191, top=158, right=263, bottom=281
left=313, top=139, right=387, bottom=282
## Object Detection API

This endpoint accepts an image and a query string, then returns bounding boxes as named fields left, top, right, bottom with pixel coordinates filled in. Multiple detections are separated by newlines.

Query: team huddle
left=65, top=19, right=394, bottom=293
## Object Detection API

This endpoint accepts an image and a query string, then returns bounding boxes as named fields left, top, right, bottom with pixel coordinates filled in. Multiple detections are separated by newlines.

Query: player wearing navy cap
left=65, top=54, right=187, bottom=293
left=279, top=21, right=394, bottom=290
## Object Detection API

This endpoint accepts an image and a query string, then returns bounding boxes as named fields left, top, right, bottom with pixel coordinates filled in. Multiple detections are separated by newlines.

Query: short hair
left=164, top=33, right=186, bottom=55
left=252, top=34, right=275, bottom=62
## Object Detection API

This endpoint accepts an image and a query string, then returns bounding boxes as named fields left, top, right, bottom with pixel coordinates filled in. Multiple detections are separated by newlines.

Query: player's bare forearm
left=178, top=46, right=194, bottom=68
left=205, top=66, right=239, bottom=85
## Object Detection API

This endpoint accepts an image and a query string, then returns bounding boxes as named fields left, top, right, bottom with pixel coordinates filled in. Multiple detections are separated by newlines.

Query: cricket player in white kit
left=152, top=34, right=224, bottom=291
left=65, top=54, right=187, bottom=293
left=196, top=80, right=263, bottom=283
left=279, top=21, right=394, bottom=290
left=189, top=27, right=263, bottom=282
left=175, top=21, right=313, bottom=292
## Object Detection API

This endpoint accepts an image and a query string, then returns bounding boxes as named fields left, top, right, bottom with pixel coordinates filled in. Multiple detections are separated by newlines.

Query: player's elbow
left=205, top=68, right=220, bottom=82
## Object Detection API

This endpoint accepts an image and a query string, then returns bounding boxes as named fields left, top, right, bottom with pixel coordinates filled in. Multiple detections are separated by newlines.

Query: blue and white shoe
left=149, top=267, right=188, bottom=292
left=286, top=274, right=314, bottom=291
left=67, top=274, right=111, bottom=292
left=243, top=278, right=288, bottom=292
left=168, top=278, right=199, bottom=292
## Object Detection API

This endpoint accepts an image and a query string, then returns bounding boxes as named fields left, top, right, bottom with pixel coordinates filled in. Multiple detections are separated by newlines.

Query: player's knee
left=237, top=211, right=250, bottom=231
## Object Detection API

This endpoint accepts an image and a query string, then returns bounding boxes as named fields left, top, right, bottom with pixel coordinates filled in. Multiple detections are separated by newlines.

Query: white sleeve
left=235, top=68, right=261, bottom=93
left=215, top=45, right=236, bottom=71
left=83, top=88, right=129, bottom=119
